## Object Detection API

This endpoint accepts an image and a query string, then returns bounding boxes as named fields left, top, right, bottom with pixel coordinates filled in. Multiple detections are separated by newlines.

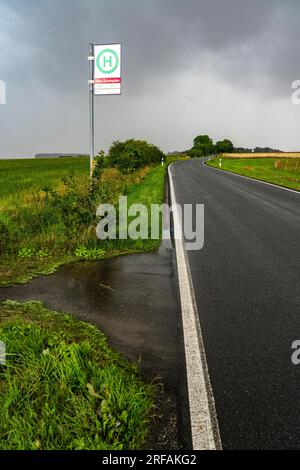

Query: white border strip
left=168, top=163, right=221, bottom=450
left=203, top=161, right=300, bottom=195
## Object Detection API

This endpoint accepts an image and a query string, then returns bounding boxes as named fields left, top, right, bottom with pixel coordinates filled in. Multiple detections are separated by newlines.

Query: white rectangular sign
left=94, top=43, right=121, bottom=95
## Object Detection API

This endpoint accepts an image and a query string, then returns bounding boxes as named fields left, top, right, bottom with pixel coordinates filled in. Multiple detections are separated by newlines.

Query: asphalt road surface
left=171, top=159, right=300, bottom=449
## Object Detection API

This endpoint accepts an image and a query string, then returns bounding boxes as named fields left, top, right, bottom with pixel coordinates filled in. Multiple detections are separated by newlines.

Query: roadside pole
left=88, top=43, right=95, bottom=178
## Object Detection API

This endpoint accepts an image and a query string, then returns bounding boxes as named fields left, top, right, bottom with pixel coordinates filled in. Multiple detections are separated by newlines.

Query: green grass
left=0, top=157, right=89, bottom=202
left=0, top=158, right=168, bottom=286
left=206, top=157, right=300, bottom=191
left=111, top=164, right=166, bottom=253
left=0, top=300, right=154, bottom=450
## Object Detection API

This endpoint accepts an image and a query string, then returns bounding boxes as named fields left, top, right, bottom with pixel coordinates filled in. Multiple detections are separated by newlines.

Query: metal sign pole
left=89, top=43, right=95, bottom=178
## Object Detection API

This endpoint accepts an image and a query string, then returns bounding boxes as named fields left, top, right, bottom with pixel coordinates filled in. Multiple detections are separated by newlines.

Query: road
left=170, top=159, right=300, bottom=449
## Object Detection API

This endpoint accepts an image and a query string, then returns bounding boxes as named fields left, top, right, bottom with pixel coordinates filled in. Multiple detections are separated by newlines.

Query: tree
left=187, top=148, right=203, bottom=158
left=215, top=139, right=234, bottom=154
left=192, top=135, right=214, bottom=156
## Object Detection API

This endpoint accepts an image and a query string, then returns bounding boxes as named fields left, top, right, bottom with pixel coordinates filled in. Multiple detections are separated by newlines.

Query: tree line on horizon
left=168, top=135, right=282, bottom=158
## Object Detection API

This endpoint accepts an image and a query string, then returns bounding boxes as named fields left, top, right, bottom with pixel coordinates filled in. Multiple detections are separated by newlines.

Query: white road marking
left=203, top=160, right=300, bottom=195
left=168, top=163, right=222, bottom=450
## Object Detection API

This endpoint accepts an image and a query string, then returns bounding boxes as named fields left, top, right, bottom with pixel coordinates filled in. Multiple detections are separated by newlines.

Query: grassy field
left=206, top=157, right=300, bottom=191
left=0, top=158, right=167, bottom=286
left=222, top=152, right=300, bottom=158
left=0, top=300, right=153, bottom=450
left=0, top=157, right=89, bottom=203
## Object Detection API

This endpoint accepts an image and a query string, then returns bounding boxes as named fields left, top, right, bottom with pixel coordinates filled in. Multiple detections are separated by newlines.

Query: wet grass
left=0, top=300, right=154, bottom=450
left=206, top=157, right=300, bottom=191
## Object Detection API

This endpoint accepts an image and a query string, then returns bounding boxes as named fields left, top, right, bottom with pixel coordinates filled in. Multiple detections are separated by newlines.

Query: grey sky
left=1, top=0, right=300, bottom=157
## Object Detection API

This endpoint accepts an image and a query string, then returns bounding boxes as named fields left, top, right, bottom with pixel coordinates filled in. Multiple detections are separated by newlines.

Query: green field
left=0, top=157, right=89, bottom=203
left=206, top=157, right=300, bottom=191
left=0, top=157, right=167, bottom=286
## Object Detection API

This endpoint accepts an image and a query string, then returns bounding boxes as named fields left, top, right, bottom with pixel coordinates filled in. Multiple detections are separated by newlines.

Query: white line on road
left=168, top=163, right=222, bottom=450
left=203, top=161, right=300, bottom=195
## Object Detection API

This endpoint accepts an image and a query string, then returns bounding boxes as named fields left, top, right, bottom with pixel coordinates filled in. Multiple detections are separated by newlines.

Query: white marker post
left=0, top=80, right=6, bottom=105
left=88, top=43, right=122, bottom=178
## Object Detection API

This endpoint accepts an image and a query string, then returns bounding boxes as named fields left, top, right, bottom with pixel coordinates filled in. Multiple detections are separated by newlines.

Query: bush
left=108, top=139, right=164, bottom=174
left=93, top=151, right=110, bottom=179
left=45, top=175, right=101, bottom=236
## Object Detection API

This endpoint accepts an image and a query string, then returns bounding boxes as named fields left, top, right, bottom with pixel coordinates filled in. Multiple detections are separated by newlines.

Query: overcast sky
left=1, top=0, right=300, bottom=157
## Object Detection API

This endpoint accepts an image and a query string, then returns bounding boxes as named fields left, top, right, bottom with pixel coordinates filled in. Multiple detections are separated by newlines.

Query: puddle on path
left=0, top=245, right=180, bottom=448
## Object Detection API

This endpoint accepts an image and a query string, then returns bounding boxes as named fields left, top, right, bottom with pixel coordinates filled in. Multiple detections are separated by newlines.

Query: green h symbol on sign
left=103, top=54, right=112, bottom=69
left=97, top=48, right=119, bottom=74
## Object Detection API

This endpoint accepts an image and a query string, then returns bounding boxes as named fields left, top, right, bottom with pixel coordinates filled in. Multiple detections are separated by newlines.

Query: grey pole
left=89, top=43, right=95, bottom=178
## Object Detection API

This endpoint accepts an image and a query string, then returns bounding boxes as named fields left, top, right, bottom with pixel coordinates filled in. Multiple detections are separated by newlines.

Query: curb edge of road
left=168, top=162, right=222, bottom=450
left=203, top=160, right=300, bottom=195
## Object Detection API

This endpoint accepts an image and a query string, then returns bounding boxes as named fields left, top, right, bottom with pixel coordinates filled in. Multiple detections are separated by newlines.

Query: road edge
left=168, top=162, right=222, bottom=450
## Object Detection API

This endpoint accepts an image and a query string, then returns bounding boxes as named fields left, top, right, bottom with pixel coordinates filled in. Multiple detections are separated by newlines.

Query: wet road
left=170, top=159, right=300, bottom=449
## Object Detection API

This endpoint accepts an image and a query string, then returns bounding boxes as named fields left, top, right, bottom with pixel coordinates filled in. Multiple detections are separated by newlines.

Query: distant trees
left=215, top=139, right=234, bottom=154
left=254, top=147, right=282, bottom=153
left=188, top=134, right=234, bottom=158
left=187, top=134, right=282, bottom=158
left=192, top=135, right=214, bottom=157
left=233, top=147, right=253, bottom=153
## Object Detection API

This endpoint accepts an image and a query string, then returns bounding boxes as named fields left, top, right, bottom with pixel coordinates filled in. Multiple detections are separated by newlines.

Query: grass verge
left=206, top=157, right=300, bottom=191
left=0, top=300, right=154, bottom=450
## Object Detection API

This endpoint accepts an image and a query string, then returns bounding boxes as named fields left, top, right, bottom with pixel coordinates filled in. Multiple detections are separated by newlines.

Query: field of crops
left=223, top=152, right=300, bottom=158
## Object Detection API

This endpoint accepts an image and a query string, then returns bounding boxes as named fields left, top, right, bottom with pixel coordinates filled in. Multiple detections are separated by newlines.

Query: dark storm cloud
left=2, top=0, right=299, bottom=94
left=1, top=0, right=300, bottom=156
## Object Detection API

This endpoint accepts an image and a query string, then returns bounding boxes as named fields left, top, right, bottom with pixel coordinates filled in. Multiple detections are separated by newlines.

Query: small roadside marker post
left=88, top=43, right=122, bottom=178
left=219, top=158, right=222, bottom=168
